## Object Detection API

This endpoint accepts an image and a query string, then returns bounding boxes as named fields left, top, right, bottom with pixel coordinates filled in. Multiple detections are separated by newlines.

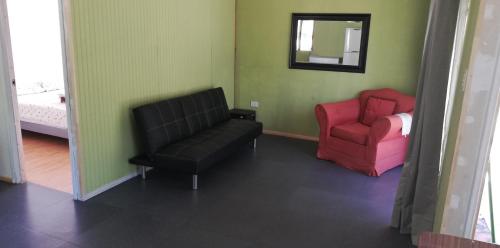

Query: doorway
left=0, top=0, right=81, bottom=197
left=6, top=0, right=70, bottom=193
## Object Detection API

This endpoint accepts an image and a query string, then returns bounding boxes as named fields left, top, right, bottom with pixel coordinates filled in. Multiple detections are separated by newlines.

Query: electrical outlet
left=250, top=100, right=259, bottom=108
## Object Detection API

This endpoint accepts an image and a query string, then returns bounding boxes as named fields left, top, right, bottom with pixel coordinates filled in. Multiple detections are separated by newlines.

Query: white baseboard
left=263, top=129, right=319, bottom=142
left=80, top=170, right=140, bottom=201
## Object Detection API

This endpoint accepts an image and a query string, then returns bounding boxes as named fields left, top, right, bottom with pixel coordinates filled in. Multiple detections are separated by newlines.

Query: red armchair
left=315, top=88, right=416, bottom=176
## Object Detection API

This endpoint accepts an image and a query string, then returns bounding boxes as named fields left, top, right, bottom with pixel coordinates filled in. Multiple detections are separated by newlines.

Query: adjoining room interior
left=6, top=0, right=72, bottom=193
left=0, top=0, right=499, bottom=247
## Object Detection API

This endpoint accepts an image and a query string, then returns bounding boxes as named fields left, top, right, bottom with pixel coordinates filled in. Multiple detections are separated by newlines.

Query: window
left=296, top=20, right=314, bottom=51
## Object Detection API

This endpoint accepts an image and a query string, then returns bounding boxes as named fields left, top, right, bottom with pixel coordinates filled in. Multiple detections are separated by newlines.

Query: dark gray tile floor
left=0, top=135, right=412, bottom=248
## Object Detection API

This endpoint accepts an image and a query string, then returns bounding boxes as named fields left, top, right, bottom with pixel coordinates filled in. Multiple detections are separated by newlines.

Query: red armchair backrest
left=359, top=88, right=416, bottom=116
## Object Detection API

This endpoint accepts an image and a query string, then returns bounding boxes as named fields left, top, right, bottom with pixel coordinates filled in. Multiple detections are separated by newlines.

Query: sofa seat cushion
left=153, top=119, right=263, bottom=173
left=331, top=122, right=370, bottom=145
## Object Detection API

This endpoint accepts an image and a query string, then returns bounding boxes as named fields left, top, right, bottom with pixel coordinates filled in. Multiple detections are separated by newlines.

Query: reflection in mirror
left=295, top=20, right=362, bottom=66
left=289, top=14, right=370, bottom=73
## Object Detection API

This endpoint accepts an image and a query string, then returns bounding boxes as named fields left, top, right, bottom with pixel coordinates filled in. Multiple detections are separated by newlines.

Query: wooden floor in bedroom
left=22, top=131, right=72, bottom=194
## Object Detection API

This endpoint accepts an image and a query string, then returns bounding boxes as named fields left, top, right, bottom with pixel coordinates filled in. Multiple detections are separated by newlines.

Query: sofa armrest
left=369, top=112, right=413, bottom=143
left=315, top=99, right=360, bottom=138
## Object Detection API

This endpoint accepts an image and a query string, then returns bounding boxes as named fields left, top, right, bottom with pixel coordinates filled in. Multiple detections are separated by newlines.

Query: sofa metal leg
left=253, top=139, right=257, bottom=149
left=141, top=166, right=146, bottom=180
left=192, top=174, right=198, bottom=190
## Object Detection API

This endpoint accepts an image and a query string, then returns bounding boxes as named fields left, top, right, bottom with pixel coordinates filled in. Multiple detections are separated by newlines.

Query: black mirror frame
left=289, top=13, right=371, bottom=73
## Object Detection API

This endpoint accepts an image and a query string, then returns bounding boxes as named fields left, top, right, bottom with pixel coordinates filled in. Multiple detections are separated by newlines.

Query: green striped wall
left=71, top=0, right=235, bottom=194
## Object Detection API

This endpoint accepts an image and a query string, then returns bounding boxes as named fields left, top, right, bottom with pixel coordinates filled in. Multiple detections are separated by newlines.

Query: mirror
left=289, top=13, right=371, bottom=73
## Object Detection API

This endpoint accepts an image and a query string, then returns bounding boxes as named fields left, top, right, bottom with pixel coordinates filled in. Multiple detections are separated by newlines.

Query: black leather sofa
left=129, top=87, right=262, bottom=189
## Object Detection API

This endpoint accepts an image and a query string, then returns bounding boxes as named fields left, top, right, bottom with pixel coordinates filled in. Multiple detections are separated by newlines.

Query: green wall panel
left=235, top=0, right=430, bottom=137
left=71, top=0, right=235, bottom=194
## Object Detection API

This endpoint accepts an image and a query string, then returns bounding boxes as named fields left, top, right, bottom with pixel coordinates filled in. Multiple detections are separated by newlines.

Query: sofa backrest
left=133, top=87, right=230, bottom=155
left=359, top=88, right=416, bottom=119
left=181, top=88, right=230, bottom=135
left=133, top=96, right=191, bottom=156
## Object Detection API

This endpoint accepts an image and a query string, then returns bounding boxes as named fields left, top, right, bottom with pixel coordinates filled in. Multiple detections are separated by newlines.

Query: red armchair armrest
left=369, top=112, right=413, bottom=144
left=315, top=99, right=360, bottom=137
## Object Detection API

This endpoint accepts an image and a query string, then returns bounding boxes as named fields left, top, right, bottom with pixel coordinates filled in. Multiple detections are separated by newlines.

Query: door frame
left=0, top=0, right=23, bottom=184
left=0, top=0, right=83, bottom=200
left=439, top=0, right=500, bottom=239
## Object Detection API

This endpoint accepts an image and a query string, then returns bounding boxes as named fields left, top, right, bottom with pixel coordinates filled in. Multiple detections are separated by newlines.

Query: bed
left=17, top=90, right=68, bottom=139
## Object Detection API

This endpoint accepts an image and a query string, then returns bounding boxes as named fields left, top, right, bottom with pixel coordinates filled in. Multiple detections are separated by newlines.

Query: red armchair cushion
left=361, top=97, right=396, bottom=126
left=331, top=122, right=370, bottom=145
left=359, top=88, right=415, bottom=114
